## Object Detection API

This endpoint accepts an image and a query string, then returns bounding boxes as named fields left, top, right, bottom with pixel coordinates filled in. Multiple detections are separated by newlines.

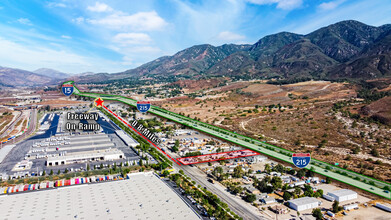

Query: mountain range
left=0, top=67, right=94, bottom=87
left=72, top=20, right=391, bottom=84
left=1, top=20, right=391, bottom=87
left=33, top=68, right=70, bottom=80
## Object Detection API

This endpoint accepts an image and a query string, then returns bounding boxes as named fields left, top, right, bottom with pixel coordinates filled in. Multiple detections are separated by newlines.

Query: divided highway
left=70, top=82, right=391, bottom=200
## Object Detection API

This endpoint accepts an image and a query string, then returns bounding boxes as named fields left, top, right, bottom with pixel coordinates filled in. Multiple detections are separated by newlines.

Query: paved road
left=175, top=163, right=270, bottom=220
left=70, top=83, right=391, bottom=200
left=0, top=110, right=23, bottom=139
left=1, top=109, right=37, bottom=147
left=163, top=178, right=208, bottom=219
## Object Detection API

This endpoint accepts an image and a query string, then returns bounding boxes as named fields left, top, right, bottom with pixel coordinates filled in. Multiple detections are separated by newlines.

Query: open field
left=71, top=82, right=391, bottom=201
left=147, top=81, right=391, bottom=183
left=38, top=99, right=87, bottom=108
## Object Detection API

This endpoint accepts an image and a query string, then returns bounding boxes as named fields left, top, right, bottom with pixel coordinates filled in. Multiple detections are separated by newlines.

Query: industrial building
left=327, top=189, right=357, bottom=202
left=375, top=203, right=391, bottom=212
left=46, top=148, right=125, bottom=166
left=115, top=130, right=139, bottom=147
left=322, top=194, right=335, bottom=201
left=0, top=172, right=200, bottom=220
left=343, top=203, right=358, bottom=210
left=261, top=197, right=276, bottom=204
left=288, top=197, right=320, bottom=211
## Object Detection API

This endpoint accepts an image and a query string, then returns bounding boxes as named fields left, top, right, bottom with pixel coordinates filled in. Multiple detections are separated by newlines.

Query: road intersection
left=69, top=81, right=391, bottom=200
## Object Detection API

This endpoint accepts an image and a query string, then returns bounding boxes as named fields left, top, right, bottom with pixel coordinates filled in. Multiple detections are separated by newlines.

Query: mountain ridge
left=0, top=66, right=54, bottom=87
left=33, top=68, right=70, bottom=79
left=90, top=20, right=391, bottom=83
left=2, top=20, right=391, bottom=86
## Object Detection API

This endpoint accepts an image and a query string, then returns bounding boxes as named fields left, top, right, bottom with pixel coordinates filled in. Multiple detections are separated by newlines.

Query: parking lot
left=163, top=178, right=210, bottom=219
left=0, top=111, right=142, bottom=178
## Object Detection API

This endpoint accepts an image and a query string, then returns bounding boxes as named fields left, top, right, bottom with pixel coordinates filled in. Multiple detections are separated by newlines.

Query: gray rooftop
left=328, top=189, right=357, bottom=197
left=115, top=130, right=139, bottom=147
left=288, top=197, right=319, bottom=206
left=0, top=172, right=200, bottom=220
left=0, top=145, right=15, bottom=164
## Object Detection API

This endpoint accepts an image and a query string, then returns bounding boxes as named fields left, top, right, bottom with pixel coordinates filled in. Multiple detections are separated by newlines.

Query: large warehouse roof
left=115, top=130, right=139, bottom=147
left=328, top=189, right=357, bottom=197
left=289, top=197, right=319, bottom=206
left=0, top=172, right=200, bottom=220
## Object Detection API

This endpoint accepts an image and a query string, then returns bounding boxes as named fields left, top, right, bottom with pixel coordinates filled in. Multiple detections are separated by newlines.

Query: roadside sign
left=62, top=83, right=74, bottom=96
left=136, top=101, right=151, bottom=113
left=292, top=153, right=311, bottom=168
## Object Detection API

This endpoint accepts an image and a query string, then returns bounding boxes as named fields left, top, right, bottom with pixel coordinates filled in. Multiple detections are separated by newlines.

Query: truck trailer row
left=0, top=174, right=125, bottom=195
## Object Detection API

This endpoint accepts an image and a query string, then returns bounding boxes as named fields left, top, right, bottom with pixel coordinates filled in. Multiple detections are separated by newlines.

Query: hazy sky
left=0, top=0, right=390, bottom=74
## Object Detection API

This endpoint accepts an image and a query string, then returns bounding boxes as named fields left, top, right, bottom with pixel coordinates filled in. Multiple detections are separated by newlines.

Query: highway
left=176, top=163, right=270, bottom=220
left=70, top=82, right=391, bottom=200
left=1, top=109, right=37, bottom=147
left=0, top=110, right=22, bottom=139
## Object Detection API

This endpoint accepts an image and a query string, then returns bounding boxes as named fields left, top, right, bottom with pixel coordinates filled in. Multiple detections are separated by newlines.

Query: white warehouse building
left=46, top=149, right=125, bottom=166
left=327, top=189, right=357, bottom=202
left=288, top=197, right=320, bottom=211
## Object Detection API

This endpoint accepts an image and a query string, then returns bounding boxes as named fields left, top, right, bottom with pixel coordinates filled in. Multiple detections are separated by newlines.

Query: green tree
left=294, top=187, right=301, bottom=195
left=100, top=163, right=104, bottom=169
left=49, top=170, right=53, bottom=176
left=233, top=166, right=244, bottom=178
left=162, top=170, right=170, bottom=177
left=213, top=166, right=224, bottom=177
left=371, top=148, right=379, bottom=157
left=257, top=179, right=272, bottom=193
left=87, top=164, right=90, bottom=171
left=172, top=140, right=179, bottom=152
left=332, top=200, right=342, bottom=213
left=42, top=170, right=46, bottom=176
left=57, top=170, right=61, bottom=175
left=297, top=169, right=306, bottom=178
left=244, top=193, right=256, bottom=203
left=233, top=186, right=244, bottom=195
left=273, top=164, right=285, bottom=173
left=264, top=164, right=271, bottom=173
left=271, top=176, right=282, bottom=190
left=312, top=208, right=323, bottom=220
left=283, top=191, right=292, bottom=201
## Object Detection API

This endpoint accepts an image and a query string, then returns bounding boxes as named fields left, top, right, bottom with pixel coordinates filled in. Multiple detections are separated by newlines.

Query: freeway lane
left=70, top=82, right=391, bottom=200
left=98, top=95, right=268, bottom=219
left=177, top=163, right=270, bottom=220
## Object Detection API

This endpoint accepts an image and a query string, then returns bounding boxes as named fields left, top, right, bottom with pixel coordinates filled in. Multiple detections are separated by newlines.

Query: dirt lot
left=340, top=205, right=391, bottom=220
left=38, top=98, right=87, bottom=108
left=154, top=80, right=391, bottom=182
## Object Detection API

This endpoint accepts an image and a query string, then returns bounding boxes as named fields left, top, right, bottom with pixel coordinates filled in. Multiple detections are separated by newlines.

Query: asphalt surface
left=175, top=163, right=270, bottom=220
left=0, top=110, right=22, bottom=139
left=163, top=178, right=208, bottom=219
left=31, top=113, right=58, bottom=140
left=1, top=109, right=36, bottom=145
left=0, top=111, right=141, bottom=176
left=72, top=85, right=391, bottom=199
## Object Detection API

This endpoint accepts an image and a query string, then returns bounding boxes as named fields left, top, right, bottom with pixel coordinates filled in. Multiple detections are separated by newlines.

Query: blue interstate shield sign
left=137, top=101, right=151, bottom=113
left=62, top=84, right=74, bottom=96
left=292, top=153, right=311, bottom=168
